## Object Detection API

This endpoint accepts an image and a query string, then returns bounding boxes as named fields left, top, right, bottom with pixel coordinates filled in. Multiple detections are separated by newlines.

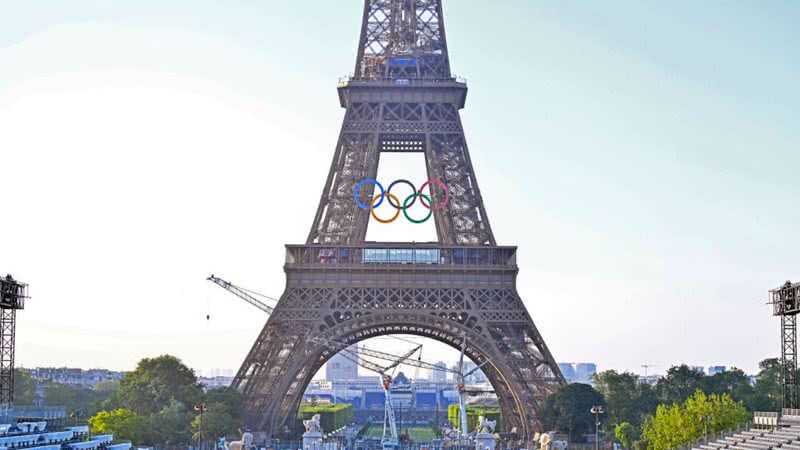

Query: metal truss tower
left=0, top=275, right=27, bottom=406
left=234, top=1, right=564, bottom=440
left=771, top=281, right=800, bottom=409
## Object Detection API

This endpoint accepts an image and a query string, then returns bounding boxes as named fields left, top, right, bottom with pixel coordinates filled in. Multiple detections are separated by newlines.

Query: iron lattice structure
left=234, top=0, right=564, bottom=440
left=772, top=281, right=800, bottom=409
left=0, top=275, right=27, bottom=406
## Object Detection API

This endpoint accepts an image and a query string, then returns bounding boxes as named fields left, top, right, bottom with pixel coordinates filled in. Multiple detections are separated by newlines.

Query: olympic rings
left=419, top=177, right=450, bottom=211
left=370, top=193, right=401, bottom=224
left=386, top=179, right=417, bottom=210
left=354, top=179, right=385, bottom=210
left=402, top=193, right=433, bottom=224
left=354, top=178, right=449, bottom=224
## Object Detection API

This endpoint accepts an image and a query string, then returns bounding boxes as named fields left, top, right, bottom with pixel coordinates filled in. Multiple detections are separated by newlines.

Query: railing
left=338, top=75, right=466, bottom=88
left=286, top=244, right=517, bottom=269
left=675, top=421, right=752, bottom=450
left=754, top=411, right=779, bottom=428
left=783, top=408, right=800, bottom=417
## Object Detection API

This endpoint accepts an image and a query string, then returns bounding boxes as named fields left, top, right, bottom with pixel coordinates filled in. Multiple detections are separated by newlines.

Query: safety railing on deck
left=286, top=244, right=517, bottom=269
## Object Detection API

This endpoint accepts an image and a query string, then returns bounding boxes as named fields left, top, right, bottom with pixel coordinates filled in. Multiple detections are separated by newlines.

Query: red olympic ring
left=419, top=178, right=450, bottom=211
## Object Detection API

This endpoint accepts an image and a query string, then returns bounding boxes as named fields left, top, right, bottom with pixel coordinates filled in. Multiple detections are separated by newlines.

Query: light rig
left=0, top=275, right=28, bottom=407
left=770, top=280, right=800, bottom=409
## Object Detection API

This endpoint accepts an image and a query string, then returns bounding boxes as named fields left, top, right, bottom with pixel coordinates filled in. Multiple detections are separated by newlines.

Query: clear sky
left=1, top=1, right=798, bottom=376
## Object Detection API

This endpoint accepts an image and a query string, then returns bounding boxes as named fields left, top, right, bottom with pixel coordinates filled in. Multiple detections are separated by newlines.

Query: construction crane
left=205, top=279, right=491, bottom=440
left=315, top=337, right=420, bottom=450
left=206, top=275, right=277, bottom=315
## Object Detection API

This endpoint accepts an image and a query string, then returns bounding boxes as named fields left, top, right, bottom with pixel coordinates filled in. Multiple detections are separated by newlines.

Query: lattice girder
left=238, top=1, right=564, bottom=442
left=235, top=263, right=564, bottom=441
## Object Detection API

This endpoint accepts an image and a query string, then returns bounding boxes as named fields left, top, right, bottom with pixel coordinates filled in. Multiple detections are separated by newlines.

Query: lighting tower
left=771, top=280, right=800, bottom=409
left=0, top=275, right=28, bottom=406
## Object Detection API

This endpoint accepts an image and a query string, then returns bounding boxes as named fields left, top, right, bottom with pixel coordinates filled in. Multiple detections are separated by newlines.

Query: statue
left=476, top=416, right=496, bottom=435
left=303, top=414, right=322, bottom=434
left=539, top=432, right=567, bottom=450
left=224, top=432, right=253, bottom=450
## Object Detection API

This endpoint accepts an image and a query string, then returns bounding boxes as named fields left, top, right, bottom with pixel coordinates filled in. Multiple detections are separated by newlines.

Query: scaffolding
left=771, top=281, right=800, bottom=409
left=0, top=275, right=27, bottom=407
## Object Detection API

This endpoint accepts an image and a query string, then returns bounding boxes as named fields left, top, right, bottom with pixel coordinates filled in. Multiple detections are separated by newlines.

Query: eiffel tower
left=234, top=0, right=564, bottom=439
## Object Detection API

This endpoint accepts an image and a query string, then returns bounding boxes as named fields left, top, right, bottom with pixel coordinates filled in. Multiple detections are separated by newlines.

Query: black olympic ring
left=386, top=179, right=417, bottom=210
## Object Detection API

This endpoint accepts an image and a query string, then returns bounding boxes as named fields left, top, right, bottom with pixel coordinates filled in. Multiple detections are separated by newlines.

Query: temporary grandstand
left=692, top=410, right=800, bottom=450
left=0, top=418, right=130, bottom=450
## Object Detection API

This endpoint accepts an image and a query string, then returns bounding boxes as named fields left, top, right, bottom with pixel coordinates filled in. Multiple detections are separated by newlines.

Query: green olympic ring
left=402, top=193, right=433, bottom=224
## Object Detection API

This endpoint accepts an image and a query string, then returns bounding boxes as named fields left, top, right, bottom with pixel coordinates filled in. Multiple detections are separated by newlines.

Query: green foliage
left=614, top=422, right=635, bottom=449
left=90, top=355, right=218, bottom=446
left=642, top=391, right=750, bottom=450
left=540, top=383, right=605, bottom=443
left=118, top=355, right=203, bottom=416
left=192, top=388, right=245, bottom=441
left=296, top=403, right=354, bottom=435
left=363, top=426, right=435, bottom=441
left=151, top=400, right=194, bottom=444
left=594, top=371, right=657, bottom=432
left=89, top=409, right=147, bottom=444
left=447, top=405, right=503, bottom=433
left=655, top=365, right=705, bottom=405
left=752, top=359, right=782, bottom=412
left=13, top=370, right=37, bottom=405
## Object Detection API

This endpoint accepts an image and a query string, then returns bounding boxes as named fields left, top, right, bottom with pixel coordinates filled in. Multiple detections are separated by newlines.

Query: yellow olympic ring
left=370, top=193, right=401, bottom=224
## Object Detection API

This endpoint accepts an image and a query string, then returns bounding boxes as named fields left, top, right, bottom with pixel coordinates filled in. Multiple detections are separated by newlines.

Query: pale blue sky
left=0, top=1, right=798, bottom=375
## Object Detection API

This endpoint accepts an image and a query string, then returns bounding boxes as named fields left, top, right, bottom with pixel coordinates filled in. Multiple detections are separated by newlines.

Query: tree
left=118, top=355, right=203, bottom=416
left=192, top=406, right=239, bottom=442
left=594, top=371, right=657, bottom=431
left=656, top=366, right=705, bottom=405
left=752, top=358, right=782, bottom=412
left=192, top=388, right=245, bottom=441
left=541, top=383, right=606, bottom=443
left=698, top=368, right=757, bottom=410
left=615, top=422, right=635, bottom=449
left=109, top=355, right=205, bottom=445
left=14, top=370, right=38, bottom=405
left=642, top=391, right=750, bottom=450
left=89, top=409, right=147, bottom=444
left=148, top=400, right=194, bottom=445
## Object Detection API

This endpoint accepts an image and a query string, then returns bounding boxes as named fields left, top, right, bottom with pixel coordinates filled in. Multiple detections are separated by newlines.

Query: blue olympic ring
left=354, top=179, right=385, bottom=210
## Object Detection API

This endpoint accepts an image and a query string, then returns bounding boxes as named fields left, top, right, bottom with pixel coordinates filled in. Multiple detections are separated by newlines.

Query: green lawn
left=361, top=426, right=437, bottom=442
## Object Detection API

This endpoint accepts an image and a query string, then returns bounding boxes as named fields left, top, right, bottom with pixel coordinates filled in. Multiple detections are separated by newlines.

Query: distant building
left=432, top=361, right=447, bottom=383
left=23, top=368, right=123, bottom=390
left=689, top=365, right=705, bottom=374
left=462, top=362, right=488, bottom=384
left=558, top=363, right=576, bottom=382
left=708, top=366, right=727, bottom=376
left=638, top=375, right=660, bottom=386
left=326, top=345, right=359, bottom=381
left=575, top=363, right=597, bottom=384
left=199, top=376, right=233, bottom=390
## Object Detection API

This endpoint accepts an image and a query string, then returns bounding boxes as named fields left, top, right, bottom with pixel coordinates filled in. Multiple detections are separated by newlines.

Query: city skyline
left=1, top=1, right=798, bottom=375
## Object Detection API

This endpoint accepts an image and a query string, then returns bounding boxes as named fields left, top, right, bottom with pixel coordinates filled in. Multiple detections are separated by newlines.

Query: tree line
left=541, top=358, right=783, bottom=450
left=16, top=355, right=243, bottom=446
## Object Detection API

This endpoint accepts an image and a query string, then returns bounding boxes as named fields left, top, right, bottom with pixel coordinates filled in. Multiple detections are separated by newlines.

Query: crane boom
left=324, top=338, right=457, bottom=374
left=207, top=275, right=274, bottom=314
left=313, top=336, right=420, bottom=446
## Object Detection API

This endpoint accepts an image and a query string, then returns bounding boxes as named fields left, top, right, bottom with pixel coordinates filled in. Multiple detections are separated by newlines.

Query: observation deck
left=284, top=243, right=518, bottom=289
left=337, top=76, right=468, bottom=109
